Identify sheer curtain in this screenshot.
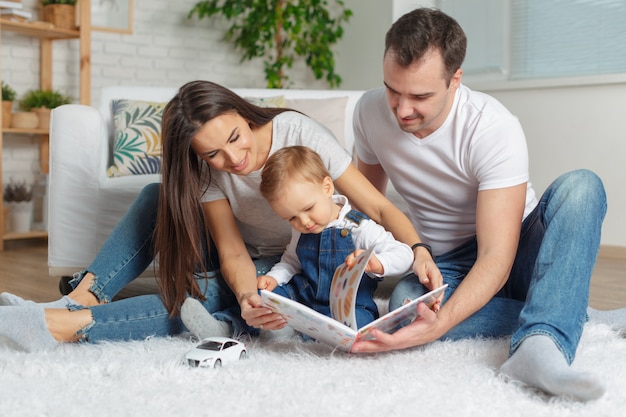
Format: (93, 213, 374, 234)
(439, 0, 626, 81)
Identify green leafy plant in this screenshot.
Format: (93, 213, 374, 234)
(2, 81, 17, 102)
(3, 180, 32, 203)
(18, 89, 72, 111)
(188, 0, 352, 88)
(41, 0, 77, 5)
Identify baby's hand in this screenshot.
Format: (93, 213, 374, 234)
(257, 275, 278, 291)
(345, 250, 384, 275)
(344, 250, 365, 268)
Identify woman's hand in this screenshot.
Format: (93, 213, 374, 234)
(239, 291, 287, 330)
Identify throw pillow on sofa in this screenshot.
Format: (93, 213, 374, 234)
(284, 97, 348, 147)
(245, 95, 286, 108)
(248, 95, 349, 146)
(107, 99, 166, 177)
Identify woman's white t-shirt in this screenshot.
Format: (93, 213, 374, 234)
(200, 111, 352, 259)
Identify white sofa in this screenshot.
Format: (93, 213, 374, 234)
(48, 86, 369, 278)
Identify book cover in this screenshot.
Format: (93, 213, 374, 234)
(0, 8, 32, 19)
(0, 1, 24, 10)
(261, 247, 447, 351)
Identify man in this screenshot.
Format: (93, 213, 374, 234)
(350, 7, 620, 401)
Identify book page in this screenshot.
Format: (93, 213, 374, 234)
(357, 284, 448, 339)
(329, 246, 375, 330)
(261, 290, 357, 351)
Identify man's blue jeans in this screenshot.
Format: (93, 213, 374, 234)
(389, 170, 607, 363)
(68, 183, 277, 342)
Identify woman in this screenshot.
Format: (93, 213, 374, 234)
(0, 80, 435, 352)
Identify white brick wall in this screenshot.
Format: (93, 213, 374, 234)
(2, 0, 327, 184)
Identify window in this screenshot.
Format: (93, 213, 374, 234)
(439, 0, 626, 85)
(439, 0, 509, 79)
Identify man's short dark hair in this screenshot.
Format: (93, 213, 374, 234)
(385, 8, 466, 83)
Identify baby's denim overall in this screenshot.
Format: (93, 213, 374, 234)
(273, 210, 380, 328)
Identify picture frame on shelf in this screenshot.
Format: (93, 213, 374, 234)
(91, 0, 132, 34)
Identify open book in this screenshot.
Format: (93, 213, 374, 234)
(260, 246, 447, 352)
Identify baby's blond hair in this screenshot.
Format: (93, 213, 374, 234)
(260, 146, 331, 202)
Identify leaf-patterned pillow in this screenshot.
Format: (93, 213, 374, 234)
(245, 95, 286, 108)
(107, 99, 166, 177)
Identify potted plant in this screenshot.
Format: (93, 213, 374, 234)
(3, 179, 34, 233)
(188, 0, 352, 88)
(1, 81, 17, 129)
(10, 86, 39, 129)
(18, 88, 72, 130)
(41, 0, 78, 31)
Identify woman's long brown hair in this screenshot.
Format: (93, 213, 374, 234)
(154, 80, 289, 316)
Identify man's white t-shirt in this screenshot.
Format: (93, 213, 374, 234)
(200, 111, 353, 259)
(354, 85, 538, 256)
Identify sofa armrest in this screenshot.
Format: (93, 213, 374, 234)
(48, 104, 108, 275)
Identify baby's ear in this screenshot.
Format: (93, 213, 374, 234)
(322, 176, 335, 196)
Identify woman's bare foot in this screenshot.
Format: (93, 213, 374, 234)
(45, 307, 94, 343)
(1, 272, 104, 308)
(68, 272, 104, 307)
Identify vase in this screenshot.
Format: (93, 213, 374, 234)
(34, 107, 51, 130)
(10, 111, 39, 129)
(42, 4, 77, 31)
(7, 201, 34, 233)
(2, 100, 13, 128)
(2, 205, 8, 235)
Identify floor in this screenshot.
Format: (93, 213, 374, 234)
(0, 239, 158, 302)
(0, 239, 625, 310)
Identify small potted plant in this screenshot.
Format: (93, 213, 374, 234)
(3, 179, 34, 233)
(18, 88, 72, 130)
(41, 0, 78, 31)
(1, 81, 17, 129)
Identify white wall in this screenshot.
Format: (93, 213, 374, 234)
(334, 0, 389, 91)
(2, 0, 624, 248)
(334, 0, 436, 90)
(482, 83, 626, 249)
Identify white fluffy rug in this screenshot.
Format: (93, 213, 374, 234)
(1, 321, 624, 417)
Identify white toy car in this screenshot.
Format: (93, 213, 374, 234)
(184, 337, 247, 368)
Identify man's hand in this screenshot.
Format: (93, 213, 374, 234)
(350, 302, 444, 353)
(239, 291, 286, 330)
(413, 252, 443, 291)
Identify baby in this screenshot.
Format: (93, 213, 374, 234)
(258, 145, 413, 328)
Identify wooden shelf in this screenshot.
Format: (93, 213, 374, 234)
(0, 0, 92, 250)
(3, 230, 48, 240)
(0, 18, 79, 39)
(2, 127, 49, 135)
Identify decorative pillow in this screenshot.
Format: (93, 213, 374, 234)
(285, 97, 348, 147)
(245, 95, 286, 108)
(107, 99, 166, 177)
